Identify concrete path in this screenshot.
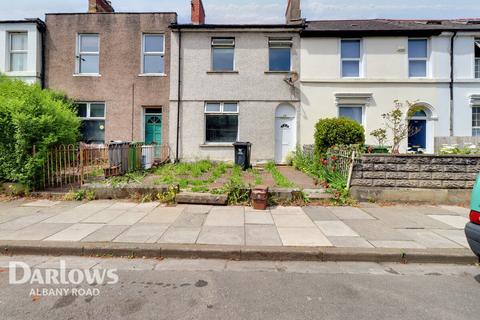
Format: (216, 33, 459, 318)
(0, 199, 473, 253)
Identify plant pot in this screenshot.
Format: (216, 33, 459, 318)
(370, 146, 390, 154)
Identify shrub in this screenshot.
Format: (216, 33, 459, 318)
(0, 76, 80, 187)
(314, 118, 365, 156)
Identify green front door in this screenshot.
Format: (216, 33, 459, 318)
(145, 114, 162, 157)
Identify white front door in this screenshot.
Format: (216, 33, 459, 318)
(275, 116, 295, 164)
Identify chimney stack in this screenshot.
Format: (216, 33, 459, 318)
(285, 0, 302, 24)
(88, 0, 115, 13)
(191, 0, 205, 25)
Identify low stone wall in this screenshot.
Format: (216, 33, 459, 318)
(350, 154, 480, 204)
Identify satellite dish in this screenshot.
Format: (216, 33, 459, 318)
(284, 71, 299, 86)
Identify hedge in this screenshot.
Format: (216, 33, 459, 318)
(314, 117, 365, 156)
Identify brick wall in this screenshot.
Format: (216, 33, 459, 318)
(351, 154, 480, 189)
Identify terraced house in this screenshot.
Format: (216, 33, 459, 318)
(45, 0, 176, 147)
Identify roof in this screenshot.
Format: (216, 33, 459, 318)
(170, 23, 303, 30)
(45, 12, 177, 16)
(303, 19, 480, 37)
(0, 18, 46, 31)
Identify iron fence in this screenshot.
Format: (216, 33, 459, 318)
(326, 148, 359, 190)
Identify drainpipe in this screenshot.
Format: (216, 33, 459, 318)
(449, 31, 457, 136)
(39, 22, 46, 89)
(175, 29, 182, 163)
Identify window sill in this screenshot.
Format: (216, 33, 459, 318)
(138, 73, 167, 77)
(73, 74, 101, 77)
(265, 71, 291, 74)
(200, 143, 234, 148)
(206, 71, 239, 74)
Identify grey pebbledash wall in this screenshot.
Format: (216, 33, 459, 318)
(351, 154, 480, 189)
(350, 154, 480, 204)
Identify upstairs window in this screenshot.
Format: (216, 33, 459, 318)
(205, 102, 239, 143)
(338, 105, 363, 125)
(269, 38, 292, 72)
(408, 39, 428, 77)
(211, 38, 235, 71)
(143, 34, 165, 74)
(475, 39, 480, 79)
(76, 102, 105, 144)
(341, 40, 361, 77)
(9, 32, 28, 72)
(77, 34, 99, 74)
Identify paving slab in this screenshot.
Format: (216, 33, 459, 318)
(155, 258, 226, 271)
(21, 200, 60, 207)
(140, 207, 185, 224)
(172, 212, 207, 228)
(270, 206, 304, 215)
(315, 221, 359, 237)
(273, 214, 316, 228)
(107, 202, 139, 210)
(112, 224, 169, 243)
(361, 208, 423, 229)
(276, 227, 332, 247)
(81, 209, 127, 224)
(398, 229, 463, 249)
(369, 240, 426, 249)
(327, 236, 374, 248)
(245, 211, 274, 225)
(196, 226, 245, 245)
(44, 223, 104, 242)
(432, 229, 469, 248)
(302, 207, 338, 221)
(245, 225, 282, 246)
(329, 207, 375, 220)
(0, 213, 55, 231)
(428, 215, 469, 229)
(343, 220, 413, 241)
(204, 207, 244, 227)
(41, 207, 103, 224)
(438, 205, 470, 217)
(81, 225, 129, 242)
(128, 202, 160, 212)
(0, 223, 71, 241)
(107, 212, 148, 226)
(400, 211, 454, 229)
(406, 205, 460, 215)
(158, 227, 201, 244)
(183, 205, 212, 214)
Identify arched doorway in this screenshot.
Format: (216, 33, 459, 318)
(408, 104, 435, 153)
(275, 104, 296, 164)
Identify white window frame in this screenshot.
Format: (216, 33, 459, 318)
(76, 34, 100, 75)
(77, 102, 106, 120)
(211, 38, 236, 71)
(268, 37, 293, 72)
(141, 33, 165, 76)
(8, 32, 28, 72)
(408, 38, 429, 78)
(472, 106, 480, 136)
(337, 104, 365, 125)
(204, 102, 239, 144)
(475, 39, 480, 79)
(340, 39, 362, 78)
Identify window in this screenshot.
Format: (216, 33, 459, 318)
(143, 34, 165, 74)
(211, 38, 235, 71)
(205, 102, 239, 143)
(473, 107, 480, 136)
(408, 39, 428, 77)
(475, 39, 480, 79)
(341, 40, 361, 77)
(269, 38, 292, 72)
(9, 32, 28, 72)
(76, 102, 105, 144)
(77, 34, 99, 74)
(339, 105, 363, 124)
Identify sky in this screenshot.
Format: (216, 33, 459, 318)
(1, 0, 480, 23)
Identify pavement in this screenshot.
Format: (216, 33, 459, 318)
(0, 256, 479, 319)
(0, 199, 477, 263)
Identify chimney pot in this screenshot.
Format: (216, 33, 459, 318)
(285, 0, 302, 24)
(88, 0, 115, 13)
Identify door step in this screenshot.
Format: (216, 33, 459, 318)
(303, 188, 333, 200)
(176, 192, 228, 205)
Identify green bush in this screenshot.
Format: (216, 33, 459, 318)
(314, 118, 365, 156)
(0, 76, 80, 187)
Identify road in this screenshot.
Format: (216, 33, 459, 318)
(0, 256, 479, 320)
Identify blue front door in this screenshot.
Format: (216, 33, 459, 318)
(408, 119, 427, 149)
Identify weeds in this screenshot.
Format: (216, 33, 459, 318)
(265, 162, 295, 188)
(157, 186, 178, 204)
(64, 189, 96, 201)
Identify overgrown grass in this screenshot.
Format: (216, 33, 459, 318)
(248, 168, 263, 186)
(106, 171, 147, 187)
(265, 162, 295, 188)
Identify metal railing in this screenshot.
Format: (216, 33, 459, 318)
(476, 58, 480, 79)
(326, 148, 359, 190)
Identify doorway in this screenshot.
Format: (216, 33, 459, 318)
(408, 109, 427, 152)
(144, 108, 162, 157)
(275, 104, 296, 164)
